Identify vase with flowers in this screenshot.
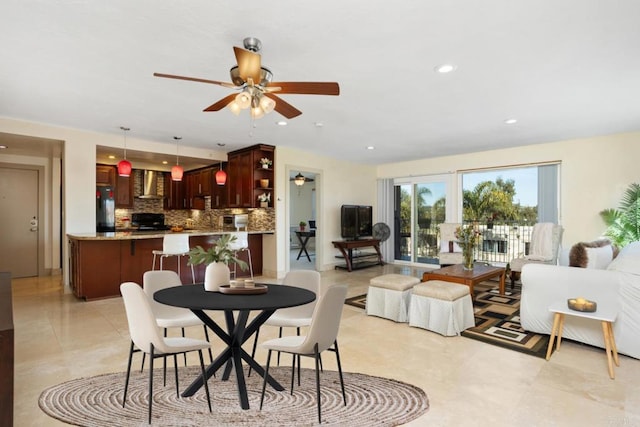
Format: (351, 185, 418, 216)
(455, 224, 480, 270)
(259, 157, 272, 169)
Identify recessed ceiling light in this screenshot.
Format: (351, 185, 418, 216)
(314, 122, 324, 127)
(434, 64, 457, 74)
(504, 118, 518, 125)
(108, 154, 115, 159)
(366, 146, 375, 150)
(162, 160, 168, 165)
(0, 145, 7, 149)
(276, 121, 287, 126)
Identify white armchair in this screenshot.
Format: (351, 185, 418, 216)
(438, 223, 463, 266)
(509, 223, 563, 286)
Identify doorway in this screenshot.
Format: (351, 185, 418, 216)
(0, 166, 41, 277)
(289, 170, 318, 271)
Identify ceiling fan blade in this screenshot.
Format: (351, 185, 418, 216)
(233, 47, 262, 86)
(203, 93, 237, 112)
(267, 82, 340, 95)
(264, 93, 302, 119)
(153, 72, 238, 89)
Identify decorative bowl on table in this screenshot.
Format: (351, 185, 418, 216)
(567, 297, 597, 312)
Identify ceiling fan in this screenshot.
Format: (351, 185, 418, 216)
(290, 172, 314, 186)
(154, 37, 340, 119)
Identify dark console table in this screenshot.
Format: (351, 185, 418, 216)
(332, 239, 383, 272)
(295, 230, 316, 262)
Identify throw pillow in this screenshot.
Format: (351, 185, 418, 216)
(606, 241, 640, 275)
(569, 239, 615, 268)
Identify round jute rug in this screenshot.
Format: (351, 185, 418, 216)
(39, 366, 429, 426)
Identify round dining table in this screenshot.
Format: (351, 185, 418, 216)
(154, 283, 316, 410)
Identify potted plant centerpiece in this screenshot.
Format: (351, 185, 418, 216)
(299, 221, 307, 231)
(257, 192, 271, 208)
(188, 234, 248, 292)
(259, 157, 272, 169)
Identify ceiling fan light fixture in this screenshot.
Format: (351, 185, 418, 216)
(294, 172, 305, 186)
(228, 101, 242, 115)
(259, 95, 276, 114)
(235, 91, 252, 109)
(251, 106, 265, 119)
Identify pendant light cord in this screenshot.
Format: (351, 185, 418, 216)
(120, 126, 130, 159)
(174, 136, 181, 165)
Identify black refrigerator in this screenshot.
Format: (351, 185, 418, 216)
(96, 186, 115, 232)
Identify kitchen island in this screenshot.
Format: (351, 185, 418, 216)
(68, 229, 273, 300)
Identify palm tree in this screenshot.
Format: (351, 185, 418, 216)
(600, 183, 640, 247)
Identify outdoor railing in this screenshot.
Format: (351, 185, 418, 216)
(397, 221, 534, 266)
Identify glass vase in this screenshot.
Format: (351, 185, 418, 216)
(462, 245, 474, 270)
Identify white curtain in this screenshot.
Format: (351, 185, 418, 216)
(377, 178, 395, 263)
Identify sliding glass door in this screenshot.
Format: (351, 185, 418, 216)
(394, 175, 452, 265)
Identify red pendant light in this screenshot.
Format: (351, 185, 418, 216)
(215, 161, 227, 185)
(171, 136, 183, 181)
(118, 126, 132, 177)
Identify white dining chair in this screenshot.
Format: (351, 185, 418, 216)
(152, 234, 195, 284)
(228, 231, 253, 279)
(142, 270, 213, 376)
(248, 270, 321, 376)
(259, 284, 348, 424)
(120, 282, 212, 424)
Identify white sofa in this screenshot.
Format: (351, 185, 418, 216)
(520, 241, 640, 360)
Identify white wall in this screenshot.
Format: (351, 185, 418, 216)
(377, 132, 640, 246)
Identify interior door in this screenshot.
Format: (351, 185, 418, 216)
(0, 167, 39, 277)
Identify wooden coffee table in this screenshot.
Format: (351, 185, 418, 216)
(421, 263, 506, 297)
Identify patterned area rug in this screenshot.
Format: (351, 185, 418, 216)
(461, 282, 550, 358)
(346, 281, 550, 359)
(39, 366, 428, 426)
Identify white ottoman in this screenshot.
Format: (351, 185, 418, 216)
(408, 280, 475, 336)
(366, 274, 421, 322)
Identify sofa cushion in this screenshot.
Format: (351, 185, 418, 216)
(569, 239, 615, 269)
(607, 241, 640, 275)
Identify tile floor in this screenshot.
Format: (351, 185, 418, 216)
(11, 265, 640, 426)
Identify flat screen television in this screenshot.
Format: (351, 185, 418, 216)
(341, 205, 373, 240)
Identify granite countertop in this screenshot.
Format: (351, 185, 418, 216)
(67, 229, 275, 240)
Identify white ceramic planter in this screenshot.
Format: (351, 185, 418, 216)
(204, 262, 230, 292)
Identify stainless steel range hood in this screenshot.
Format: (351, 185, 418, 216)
(136, 170, 164, 199)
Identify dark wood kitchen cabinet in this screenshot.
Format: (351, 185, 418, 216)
(163, 172, 187, 210)
(96, 164, 115, 186)
(68, 233, 265, 299)
(115, 173, 134, 208)
(0, 272, 13, 427)
(227, 144, 274, 208)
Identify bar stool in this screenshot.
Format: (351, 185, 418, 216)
(152, 234, 195, 284)
(228, 231, 253, 279)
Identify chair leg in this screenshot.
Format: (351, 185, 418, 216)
(190, 263, 196, 284)
(296, 327, 301, 387)
(198, 350, 212, 412)
(276, 327, 283, 366)
(123, 341, 135, 407)
(334, 340, 346, 406)
(248, 327, 260, 377)
(140, 353, 146, 372)
(182, 328, 187, 366)
(149, 344, 155, 424)
(290, 352, 296, 395)
(260, 350, 273, 410)
(314, 343, 322, 424)
(203, 325, 213, 364)
(152, 254, 157, 271)
(163, 329, 168, 386)
(173, 354, 179, 397)
(246, 248, 254, 279)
